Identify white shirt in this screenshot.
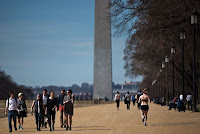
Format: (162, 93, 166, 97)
(114, 94, 120, 101)
(38, 101, 40, 113)
(5, 98, 17, 111)
(186, 95, 192, 101)
(179, 94, 183, 100)
(125, 94, 131, 101)
(43, 94, 48, 105)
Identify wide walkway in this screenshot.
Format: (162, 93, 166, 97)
(0, 102, 200, 134)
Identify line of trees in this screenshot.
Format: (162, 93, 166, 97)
(110, 0, 200, 103)
(32, 84, 93, 98)
(0, 69, 33, 100)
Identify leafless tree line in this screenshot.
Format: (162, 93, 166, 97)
(110, 0, 200, 103)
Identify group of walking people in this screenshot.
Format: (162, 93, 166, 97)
(5, 89, 74, 133)
(114, 88, 150, 126)
(5, 91, 27, 132)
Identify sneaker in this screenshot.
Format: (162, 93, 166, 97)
(20, 126, 23, 130)
(19, 125, 21, 129)
(144, 123, 147, 126)
(9, 130, 12, 133)
(52, 126, 54, 131)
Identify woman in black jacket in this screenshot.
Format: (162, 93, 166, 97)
(47, 91, 57, 131)
(63, 89, 74, 131)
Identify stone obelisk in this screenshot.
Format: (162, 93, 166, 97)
(93, 0, 112, 101)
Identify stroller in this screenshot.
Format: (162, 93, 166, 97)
(177, 100, 186, 112)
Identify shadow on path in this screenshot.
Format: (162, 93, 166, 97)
(151, 121, 200, 127)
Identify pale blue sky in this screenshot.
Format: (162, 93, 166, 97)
(0, 0, 142, 87)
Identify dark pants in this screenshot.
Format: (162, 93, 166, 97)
(8, 110, 17, 132)
(116, 100, 120, 108)
(60, 107, 65, 126)
(127, 101, 130, 109)
(35, 112, 42, 128)
(132, 101, 135, 106)
(169, 103, 177, 110)
(187, 101, 192, 111)
(48, 111, 55, 128)
(41, 105, 47, 127)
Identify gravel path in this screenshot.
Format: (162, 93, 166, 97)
(0, 102, 200, 134)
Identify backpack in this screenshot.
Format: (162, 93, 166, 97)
(7, 98, 18, 109)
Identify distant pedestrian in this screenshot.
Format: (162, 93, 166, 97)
(41, 89, 48, 128)
(31, 94, 45, 131)
(57, 89, 66, 128)
(168, 97, 177, 110)
(132, 95, 136, 107)
(114, 92, 120, 110)
(161, 97, 166, 106)
(186, 92, 192, 111)
(17, 93, 27, 130)
(63, 89, 74, 130)
(179, 94, 183, 101)
(47, 91, 57, 131)
(5, 91, 19, 133)
(137, 90, 143, 109)
(125, 91, 131, 110)
(138, 88, 150, 126)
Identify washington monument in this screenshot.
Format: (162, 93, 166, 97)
(93, 0, 112, 100)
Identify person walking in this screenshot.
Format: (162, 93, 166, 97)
(137, 90, 143, 109)
(47, 91, 57, 131)
(125, 91, 131, 110)
(186, 92, 192, 111)
(17, 93, 27, 130)
(179, 94, 183, 101)
(138, 88, 150, 126)
(31, 94, 45, 131)
(132, 94, 136, 107)
(42, 89, 48, 128)
(114, 92, 120, 110)
(63, 89, 74, 131)
(161, 97, 166, 106)
(57, 89, 66, 128)
(5, 91, 19, 133)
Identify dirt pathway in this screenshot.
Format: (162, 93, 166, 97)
(0, 102, 200, 134)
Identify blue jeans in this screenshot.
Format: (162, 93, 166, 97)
(8, 110, 17, 131)
(35, 112, 42, 128)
